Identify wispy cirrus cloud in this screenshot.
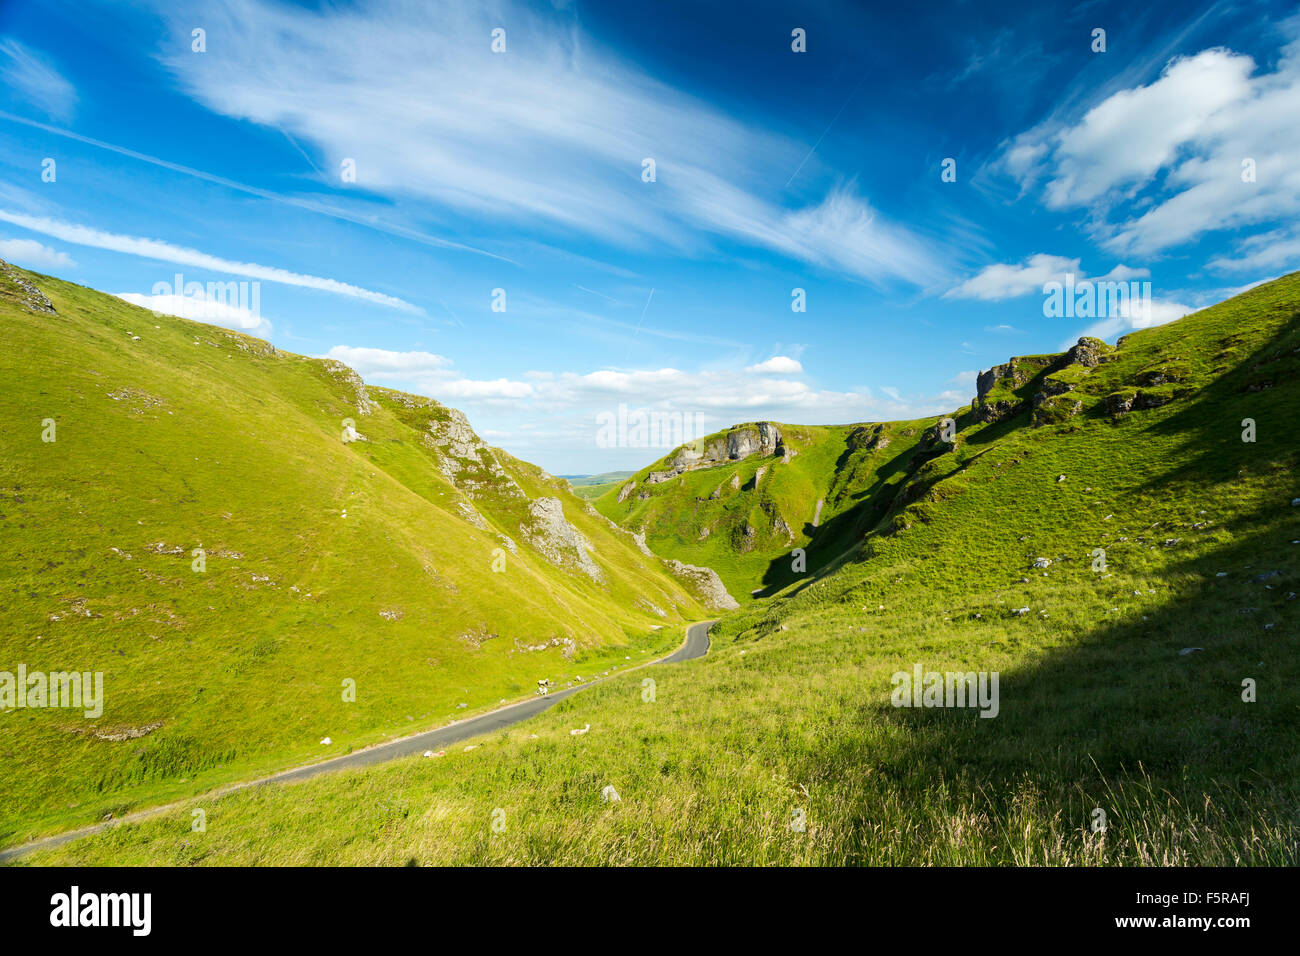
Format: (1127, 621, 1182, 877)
(0, 40, 77, 121)
(0, 209, 420, 312)
(149, 0, 944, 287)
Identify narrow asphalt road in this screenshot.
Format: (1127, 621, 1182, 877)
(0, 619, 715, 863)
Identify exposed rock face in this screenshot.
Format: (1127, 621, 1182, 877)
(320, 359, 377, 416)
(635, 598, 667, 618)
(523, 497, 604, 582)
(415, 402, 526, 499)
(646, 422, 785, 485)
(1032, 394, 1083, 426)
(90, 722, 162, 742)
(975, 399, 1018, 424)
(664, 559, 739, 610)
(976, 363, 1020, 404)
(1136, 360, 1188, 387)
(1031, 375, 1082, 426)
(616, 481, 637, 502)
(1105, 392, 1134, 416)
(918, 420, 957, 455)
(1035, 376, 1075, 403)
(724, 422, 783, 459)
(1029, 337, 1115, 427)
(0, 259, 56, 315)
(1105, 388, 1184, 417)
(456, 500, 489, 531)
(974, 357, 1036, 423)
(1060, 336, 1109, 368)
(433, 408, 482, 460)
(631, 530, 654, 557)
(978, 338, 1114, 426)
(735, 523, 758, 553)
(849, 423, 891, 452)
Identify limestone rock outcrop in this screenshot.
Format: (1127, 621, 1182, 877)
(0, 259, 56, 315)
(523, 497, 604, 582)
(646, 422, 785, 485)
(664, 559, 739, 610)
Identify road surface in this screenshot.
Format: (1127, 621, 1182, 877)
(0, 619, 714, 863)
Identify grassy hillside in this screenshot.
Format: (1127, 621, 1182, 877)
(593, 420, 942, 599)
(19, 270, 1299, 866)
(0, 263, 707, 846)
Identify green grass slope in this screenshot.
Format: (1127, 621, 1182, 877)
(21, 271, 1299, 866)
(0, 263, 706, 846)
(593, 420, 942, 599)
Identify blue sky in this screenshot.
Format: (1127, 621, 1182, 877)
(1, 0, 1298, 474)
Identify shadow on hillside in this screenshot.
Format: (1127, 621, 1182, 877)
(1124, 313, 1300, 494)
(785, 323, 1300, 861)
(753, 487, 883, 599)
(817, 498, 1300, 862)
(755, 430, 1005, 599)
(960, 404, 1028, 448)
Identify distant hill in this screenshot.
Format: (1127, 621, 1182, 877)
(563, 471, 637, 500)
(562, 471, 637, 486)
(592, 418, 934, 598)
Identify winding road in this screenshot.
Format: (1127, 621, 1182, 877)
(0, 620, 715, 863)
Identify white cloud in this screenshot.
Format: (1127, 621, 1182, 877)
(0, 237, 74, 270)
(116, 291, 273, 337)
(1208, 226, 1300, 274)
(1097, 264, 1151, 282)
(324, 346, 451, 376)
(0, 40, 77, 121)
(325, 344, 534, 398)
(1003, 20, 1300, 265)
(745, 356, 803, 374)
(948, 256, 1159, 303)
(1043, 50, 1253, 209)
(436, 377, 535, 399)
(322, 343, 965, 468)
(945, 254, 1080, 300)
(147, 0, 942, 286)
(0, 209, 420, 312)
